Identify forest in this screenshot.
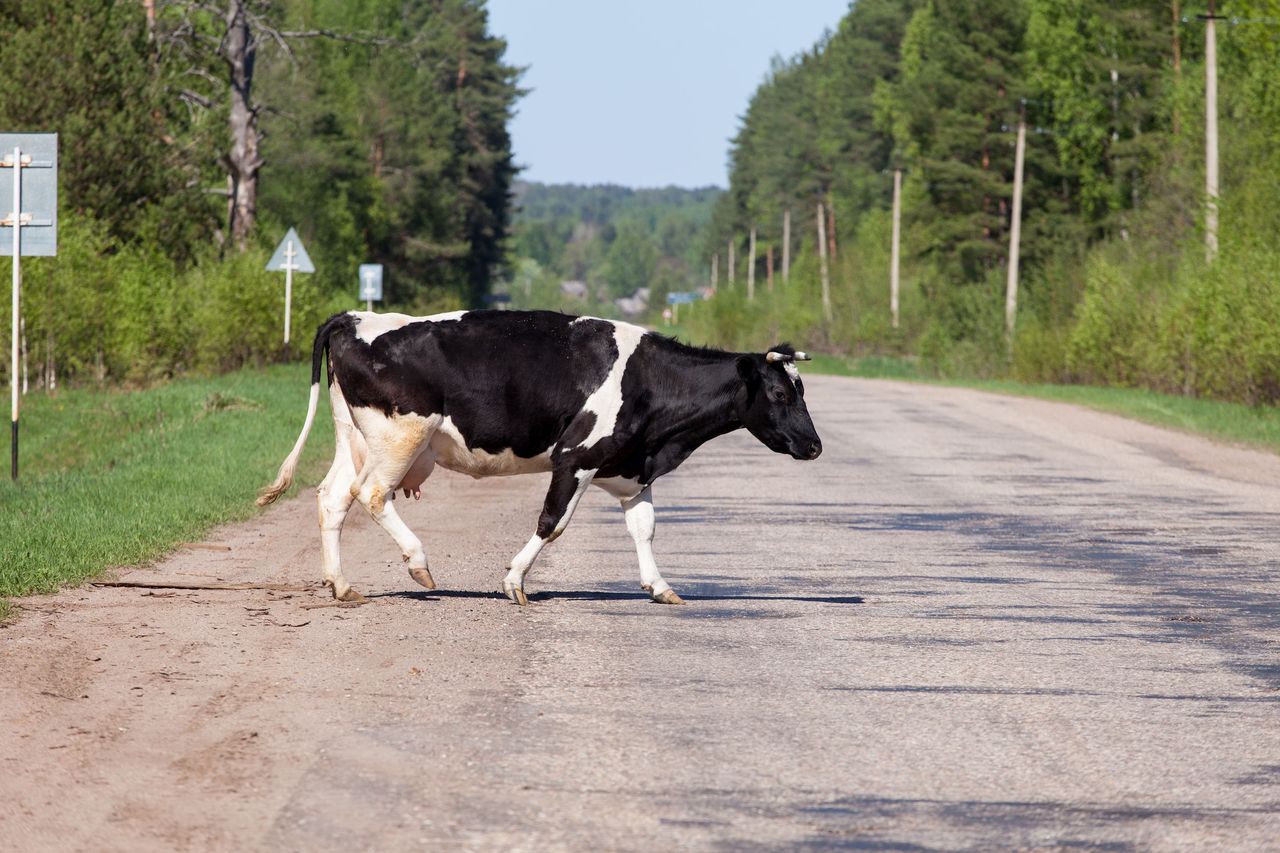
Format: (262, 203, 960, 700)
(0, 0, 518, 384)
(691, 0, 1280, 405)
(3, 0, 1280, 410)
(506, 181, 719, 316)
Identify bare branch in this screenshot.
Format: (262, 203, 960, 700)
(180, 89, 216, 109)
(277, 29, 399, 47)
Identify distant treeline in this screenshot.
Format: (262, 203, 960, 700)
(692, 0, 1280, 405)
(506, 182, 720, 316)
(0, 0, 517, 386)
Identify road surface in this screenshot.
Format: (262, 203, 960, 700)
(3, 375, 1279, 850)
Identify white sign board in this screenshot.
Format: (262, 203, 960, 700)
(359, 264, 384, 302)
(265, 227, 314, 346)
(266, 227, 315, 273)
(0, 133, 56, 256)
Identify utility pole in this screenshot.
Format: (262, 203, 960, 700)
(1172, 0, 1182, 134)
(727, 239, 735, 288)
(711, 252, 718, 291)
(1006, 105, 1027, 340)
(891, 168, 902, 330)
(766, 245, 774, 292)
(1202, 0, 1220, 263)
(747, 226, 757, 301)
(826, 199, 837, 261)
(782, 209, 791, 284)
(817, 202, 832, 322)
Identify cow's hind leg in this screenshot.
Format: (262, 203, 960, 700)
(622, 486, 684, 605)
(317, 419, 363, 602)
(350, 414, 438, 594)
(503, 466, 597, 605)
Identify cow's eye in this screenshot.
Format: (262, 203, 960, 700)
(770, 389, 787, 403)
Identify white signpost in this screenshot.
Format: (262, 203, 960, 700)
(359, 264, 384, 312)
(0, 133, 57, 481)
(265, 227, 315, 347)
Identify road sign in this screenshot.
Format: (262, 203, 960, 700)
(266, 227, 314, 346)
(1, 132, 57, 481)
(667, 291, 701, 305)
(266, 227, 314, 273)
(0, 133, 56, 257)
(359, 264, 383, 309)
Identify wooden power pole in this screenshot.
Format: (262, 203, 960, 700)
(782, 209, 791, 284)
(1006, 107, 1027, 339)
(727, 240, 735, 287)
(711, 252, 718, 291)
(891, 168, 902, 330)
(747, 227, 757, 301)
(817, 202, 832, 322)
(1204, 0, 1220, 263)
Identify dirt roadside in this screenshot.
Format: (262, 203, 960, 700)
(1, 466, 550, 852)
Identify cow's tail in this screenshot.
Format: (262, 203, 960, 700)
(257, 315, 342, 507)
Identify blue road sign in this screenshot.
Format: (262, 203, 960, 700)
(359, 264, 384, 302)
(667, 291, 701, 305)
(0, 133, 57, 257)
(266, 227, 315, 273)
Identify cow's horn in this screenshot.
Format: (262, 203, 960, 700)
(794, 351, 811, 361)
(765, 351, 790, 363)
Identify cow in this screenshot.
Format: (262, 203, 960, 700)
(257, 309, 822, 606)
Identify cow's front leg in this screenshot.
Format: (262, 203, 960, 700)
(503, 467, 597, 605)
(622, 486, 684, 605)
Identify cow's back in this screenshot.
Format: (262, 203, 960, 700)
(328, 310, 627, 461)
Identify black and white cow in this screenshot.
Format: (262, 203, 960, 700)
(258, 309, 822, 605)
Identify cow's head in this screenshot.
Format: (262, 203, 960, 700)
(735, 345, 823, 460)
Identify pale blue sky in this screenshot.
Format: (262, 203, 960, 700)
(485, 1, 851, 189)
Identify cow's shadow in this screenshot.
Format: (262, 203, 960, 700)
(368, 589, 864, 605)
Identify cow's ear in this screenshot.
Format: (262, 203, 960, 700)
(736, 355, 760, 385)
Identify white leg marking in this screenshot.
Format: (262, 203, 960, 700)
(622, 486, 670, 597)
(502, 469, 598, 602)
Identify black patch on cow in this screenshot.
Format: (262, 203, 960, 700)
(328, 310, 618, 460)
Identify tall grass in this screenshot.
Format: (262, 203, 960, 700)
(0, 365, 333, 610)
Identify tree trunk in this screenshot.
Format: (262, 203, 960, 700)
(225, 0, 262, 251)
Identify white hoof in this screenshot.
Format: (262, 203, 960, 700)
(502, 580, 529, 606)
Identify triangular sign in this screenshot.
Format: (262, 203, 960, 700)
(266, 227, 315, 273)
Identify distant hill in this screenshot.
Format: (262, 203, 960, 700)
(506, 182, 722, 319)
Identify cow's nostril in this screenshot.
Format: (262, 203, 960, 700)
(807, 442, 822, 459)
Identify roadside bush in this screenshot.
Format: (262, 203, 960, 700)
(5, 211, 348, 390)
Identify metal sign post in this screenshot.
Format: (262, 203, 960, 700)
(265, 227, 315, 347)
(358, 264, 384, 311)
(0, 133, 57, 481)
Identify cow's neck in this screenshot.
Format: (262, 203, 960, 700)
(639, 345, 744, 481)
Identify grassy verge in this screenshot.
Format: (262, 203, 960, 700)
(809, 352, 1280, 454)
(0, 365, 332, 618)
(656, 323, 1280, 451)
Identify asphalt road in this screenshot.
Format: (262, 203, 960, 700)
(3, 375, 1279, 851)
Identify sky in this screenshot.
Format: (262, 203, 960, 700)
(485, 0, 851, 190)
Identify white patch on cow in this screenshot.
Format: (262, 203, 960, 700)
(352, 309, 468, 344)
(573, 321, 646, 450)
(592, 475, 644, 501)
(429, 415, 553, 478)
(783, 362, 801, 386)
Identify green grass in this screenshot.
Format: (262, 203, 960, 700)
(0, 365, 332, 608)
(658, 322, 1280, 451)
(806, 352, 1280, 454)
